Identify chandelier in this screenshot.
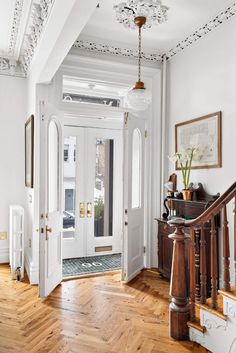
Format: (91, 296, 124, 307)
(114, 0, 168, 111)
(114, 0, 168, 30)
(126, 16, 151, 111)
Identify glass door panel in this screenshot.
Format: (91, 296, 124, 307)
(62, 128, 85, 260)
(48, 121, 59, 213)
(94, 139, 114, 237)
(86, 129, 123, 257)
(63, 136, 76, 238)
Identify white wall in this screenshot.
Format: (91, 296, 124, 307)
(166, 16, 236, 194)
(0, 75, 27, 262)
(166, 16, 236, 284)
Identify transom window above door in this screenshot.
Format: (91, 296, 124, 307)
(62, 75, 129, 108)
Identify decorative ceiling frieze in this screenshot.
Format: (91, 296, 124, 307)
(73, 39, 163, 62)
(8, 0, 24, 56)
(74, 2, 236, 63)
(165, 2, 236, 59)
(21, 0, 56, 74)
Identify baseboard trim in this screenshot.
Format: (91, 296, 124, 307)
(25, 253, 39, 285)
(0, 247, 9, 263)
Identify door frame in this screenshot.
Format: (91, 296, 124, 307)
(34, 57, 162, 287)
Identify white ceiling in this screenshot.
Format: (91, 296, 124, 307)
(79, 0, 234, 53)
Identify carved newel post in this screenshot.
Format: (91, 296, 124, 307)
(168, 218, 190, 340)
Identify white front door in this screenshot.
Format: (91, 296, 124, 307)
(62, 126, 123, 259)
(122, 113, 145, 282)
(39, 103, 63, 297)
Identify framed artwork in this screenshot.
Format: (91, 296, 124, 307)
(25, 115, 34, 188)
(175, 112, 222, 170)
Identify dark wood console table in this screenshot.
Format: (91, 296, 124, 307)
(155, 193, 220, 299)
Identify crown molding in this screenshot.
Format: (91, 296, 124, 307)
(21, 0, 55, 74)
(165, 2, 236, 59)
(8, 0, 24, 57)
(0, 56, 25, 77)
(73, 39, 163, 63)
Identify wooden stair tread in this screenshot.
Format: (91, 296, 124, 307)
(188, 307, 206, 333)
(187, 318, 206, 333)
(218, 286, 236, 301)
(196, 295, 227, 321)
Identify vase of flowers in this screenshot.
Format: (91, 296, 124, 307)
(169, 147, 199, 201)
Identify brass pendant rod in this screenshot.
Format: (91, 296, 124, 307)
(138, 25, 141, 82)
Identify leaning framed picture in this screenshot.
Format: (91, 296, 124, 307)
(175, 112, 222, 170)
(25, 115, 34, 188)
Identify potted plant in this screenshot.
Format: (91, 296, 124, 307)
(169, 147, 199, 201)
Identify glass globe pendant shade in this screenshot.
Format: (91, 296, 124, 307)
(127, 80, 151, 111)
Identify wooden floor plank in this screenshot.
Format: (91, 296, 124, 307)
(0, 264, 209, 353)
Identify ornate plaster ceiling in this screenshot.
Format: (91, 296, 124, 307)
(0, 0, 55, 77)
(76, 0, 236, 61)
(0, 0, 235, 77)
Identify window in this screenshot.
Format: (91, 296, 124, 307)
(64, 144, 69, 162)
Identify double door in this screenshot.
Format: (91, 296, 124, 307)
(62, 126, 123, 259)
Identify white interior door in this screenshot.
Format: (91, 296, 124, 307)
(122, 113, 145, 282)
(39, 102, 63, 297)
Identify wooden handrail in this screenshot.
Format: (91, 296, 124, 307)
(169, 181, 236, 228)
(167, 181, 236, 340)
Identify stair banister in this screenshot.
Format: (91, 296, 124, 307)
(168, 181, 236, 340)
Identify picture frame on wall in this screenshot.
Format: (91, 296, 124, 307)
(175, 111, 222, 170)
(25, 115, 34, 188)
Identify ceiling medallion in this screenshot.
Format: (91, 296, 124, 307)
(114, 0, 168, 29)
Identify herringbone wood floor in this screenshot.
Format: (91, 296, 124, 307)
(0, 265, 208, 353)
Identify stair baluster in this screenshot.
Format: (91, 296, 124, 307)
(223, 205, 231, 291)
(200, 224, 207, 304)
(190, 227, 196, 321)
(234, 196, 236, 285)
(194, 228, 201, 302)
(210, 216, 218, 310)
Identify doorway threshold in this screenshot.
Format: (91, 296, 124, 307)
(62, 253, 121, 279)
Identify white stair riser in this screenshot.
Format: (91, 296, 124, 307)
(190, 300, 236, 353)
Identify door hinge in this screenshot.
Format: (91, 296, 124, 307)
(143, 246, 146, 254)
(145, 130, 148, 138)
(124, 112, 129, 125)
(40, 100, 45, 121)
(125, 221, 128, 226)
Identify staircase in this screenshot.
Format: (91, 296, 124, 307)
(168, 182, 236, 353)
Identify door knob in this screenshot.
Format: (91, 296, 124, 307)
(46, 226, 52, 240)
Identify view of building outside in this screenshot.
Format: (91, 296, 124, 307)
(63, 136, 114, 238)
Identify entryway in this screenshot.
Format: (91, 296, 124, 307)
(39, 100, 146, 297)
(62, 125, 123, 276)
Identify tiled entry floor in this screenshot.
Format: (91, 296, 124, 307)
(62, 253, 121, 277)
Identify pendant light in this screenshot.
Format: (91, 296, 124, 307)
(126, 16, 151, 111)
